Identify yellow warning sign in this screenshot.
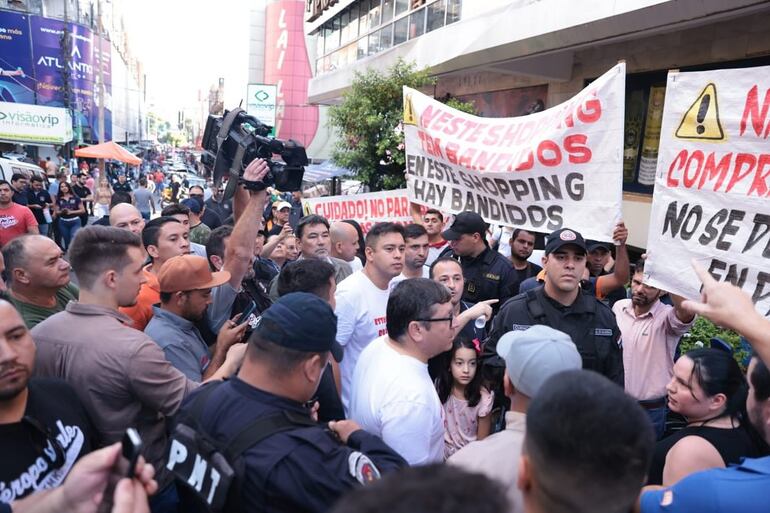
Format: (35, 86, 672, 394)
(675, 83, 724, 141)
(403, 93, 417, 126)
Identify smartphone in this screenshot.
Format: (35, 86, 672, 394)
(119, 428, 143, 478)
(239, 300, 257, 326)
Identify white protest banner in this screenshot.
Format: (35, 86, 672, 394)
(403, 63, 625, 242)
(303, 189, 412, 234)
(645, 65, 770, 315)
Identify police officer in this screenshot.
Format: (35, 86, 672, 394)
(174, 292, 406, 513)
(441, 212, 516, 316)
(485, 228, 624, 387)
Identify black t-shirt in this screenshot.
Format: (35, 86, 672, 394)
(113, 182, 133, 194)
(511, 262, 542, 296)
(26, 189, 52, 225)
(71, 183, 91, 200)
(56, 196, 81, 219)
(0, 378, 95, 503)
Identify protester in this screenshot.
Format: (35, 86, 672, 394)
(401, 223, 430, 279)
(145, 255, 247, 381)
(267, 200, 291, 236)
(180, 198, 211, 245)
(263, 233, 289, 270)
(284, 235, 299, 261)
(0, 181, 38, 246)
(449, 325, 582, 513)
(173, 292, 406, 513)
(133, 177, 155, 221)
(434, 335, 494, 458)
(335, 222, 405, 412)
(53, 182, 85, 250)
(160, 203, 207, 258)
(647, 348, 760, 485)
(486, 228, 625, 387)
(613, 258, 695, 439)
(330, 221, 363, 272)
(31, 226, 244, 510)
(275, 259, 344, 422)
(350, 279, 453, 464)
(10, 174, 29, 206)
(429, 257, 495, 342)
(330, 465, 509, 513)
(287, 190, 304, 230)
(410, 204, 448, 267)
(188, 185, 221, 230)
(204, 185, 232, 222)
(519, 370, 655, 513)
(507, 229, 542, 296)
(0, 300, 95, 503)
(110, 203, 146, 236)
(342, 219, 366, 265)
(3, 236, 78, 328)
(252, 230, 281, 285)
(25, 177, 53, 237)
(586, 239, 628, 307)
(442, 212, 516, 314)
(120, 217, 190, 330)
(297, 214, 351, 282)
(634, 264, 770, 511)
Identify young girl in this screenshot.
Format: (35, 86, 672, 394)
(435, 336, 494, 459)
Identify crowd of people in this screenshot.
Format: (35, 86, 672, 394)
(0, 154, 768, 513)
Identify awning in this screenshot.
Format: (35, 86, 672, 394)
(74, 141, 142, 165)
(302, 160, 351, 183)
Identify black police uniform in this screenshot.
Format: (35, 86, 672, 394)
(453, 246, 517, 314)
(113, 181, 132, 194)
(486, 286, 624, 387)
(178, 378, 406, 513)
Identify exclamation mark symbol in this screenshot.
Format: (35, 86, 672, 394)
(696, 94, 710, 135)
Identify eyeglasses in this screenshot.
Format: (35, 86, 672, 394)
(415, 314, 454, 328)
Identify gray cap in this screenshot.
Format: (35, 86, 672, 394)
(496, 325, 582, 398)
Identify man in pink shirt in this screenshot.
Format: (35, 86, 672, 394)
(612, 258, 695, 439)
(0, 180, 38, 247)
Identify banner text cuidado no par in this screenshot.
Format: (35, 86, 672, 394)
(645, 65, 770, 316)
(403, 63, 625, 242)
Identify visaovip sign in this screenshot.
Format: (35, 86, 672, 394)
(0, 102, 72, 144)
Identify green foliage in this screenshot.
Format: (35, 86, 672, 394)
(328, 59, 475, 191)
(679, 317, 749, 370)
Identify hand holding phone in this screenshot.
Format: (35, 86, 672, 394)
(119, 428, 143, 478)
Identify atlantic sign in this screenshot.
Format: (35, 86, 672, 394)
(0, 102, 72, 144)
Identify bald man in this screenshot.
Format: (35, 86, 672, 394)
(109, 203, 145, 236)
(330, 221, 363, 272)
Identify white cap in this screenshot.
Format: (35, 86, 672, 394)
(274, 201, 291, 211)
(496, 325, 582, 398)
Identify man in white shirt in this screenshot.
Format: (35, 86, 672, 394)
(330, 221, 363, 272)
(335, 222, 405, 412)
(401, 224, 430, 279)
(350, 278, 453, 465)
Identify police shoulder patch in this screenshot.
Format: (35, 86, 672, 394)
(484, 273, 500, 281)
(348, 451, 381, 485)
(594, 328, 613, 337)
(510, 324, 531, 331)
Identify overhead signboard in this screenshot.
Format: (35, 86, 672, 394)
(0, 101, 72, 144)
(246, 83, 277, 136)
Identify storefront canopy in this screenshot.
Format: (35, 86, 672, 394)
(74, 141, 142, 165)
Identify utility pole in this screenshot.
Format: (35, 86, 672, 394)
(97, 0, 106, 182)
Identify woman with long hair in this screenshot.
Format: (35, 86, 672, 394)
(54, 181, 85, 250)
(648, 348, 762, 485)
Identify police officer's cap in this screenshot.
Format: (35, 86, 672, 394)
(441, 212, 488, 241)
(254, 292, 343, 362)
(545, 228, 587, 255)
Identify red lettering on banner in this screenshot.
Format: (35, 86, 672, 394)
(420, 105, 443, 129)
(740, 85, 770, 139)
(564, 134, 592, 164)
(667, 149, 770, 197)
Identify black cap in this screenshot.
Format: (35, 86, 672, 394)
(586, 240, 612, 252)
(254, 292, 343, 362)
(442, 212, 488, 241)
(545, 228, 587, 255)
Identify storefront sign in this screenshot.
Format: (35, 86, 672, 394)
(0, 101, 72, 144)
(246, 83, 277, 136)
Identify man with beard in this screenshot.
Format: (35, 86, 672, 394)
(0, 300, 95, 504)
(401, 224, 430, 279)
(509, 229, 541, 296)
(612, 258, 694, 439)
(144, 255, 248, 382)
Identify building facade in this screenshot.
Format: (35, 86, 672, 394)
(304, 0, 770, 248)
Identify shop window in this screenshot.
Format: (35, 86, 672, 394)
(426, 0, 446, 33)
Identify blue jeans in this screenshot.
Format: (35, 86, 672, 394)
(58, 218, 80, 250)
(141, 211, 151, 220)
(38, 223, 49, 236)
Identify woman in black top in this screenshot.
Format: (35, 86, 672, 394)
(648, 348, 761, 485)
(54, 181, 85, 250)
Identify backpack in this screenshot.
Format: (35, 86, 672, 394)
(166, 382, 317, 513)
